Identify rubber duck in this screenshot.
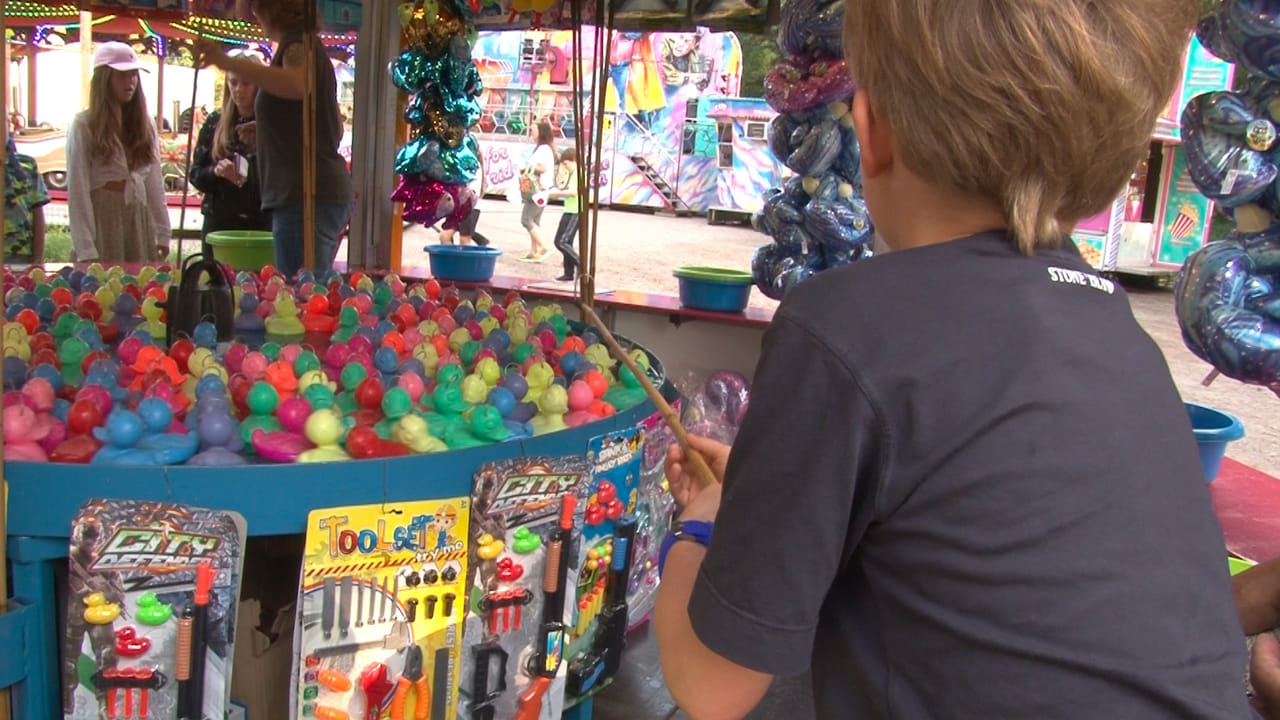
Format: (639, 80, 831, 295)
(91, 410, 165, 465)
(114, 627, 151, 657)
(468, 404, 510, 443)
(332, 304, 361, 343)
(530, 384, 569, 436)
(523, 361, 556, 404)
(138, 296, 166, 339)
(564, 379, 595, 427)
(461, 374, 489, 405)
(603, 366, 648, 411)
(234, 292, 266, 333)
(302, 293, 337, 333)
(345, 425, 411, 459)
(376, 387, 414, 439)
(3, 403, 50, 461)
(135, 593, 173, 626)
(263, 361, 299, 400)
(297, 408, 351, 463)
(239, 381, 283, 445)
(188, 411, 248, 466)
(265, 292, 305, 337)
(392, 415, 448, 454)
(134, 397, 199, 464)
(426, 380, 469, 437)
(82, 592, 121, 625)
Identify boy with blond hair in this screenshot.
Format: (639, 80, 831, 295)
(654, 2, 1254, 719)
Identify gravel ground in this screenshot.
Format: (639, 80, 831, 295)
(402, 198, 1277, 477)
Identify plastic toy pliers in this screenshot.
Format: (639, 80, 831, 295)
(391, 646, 430, 720)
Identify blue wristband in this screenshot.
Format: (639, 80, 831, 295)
(658, 520, 714, 578)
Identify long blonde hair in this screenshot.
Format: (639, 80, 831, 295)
(213, 57, 266, 161)
(86, 65, 156, 171)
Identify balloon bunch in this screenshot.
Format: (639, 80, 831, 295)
(390, 0, 484, 227)
(752, 0, 874, 300)
(1177, 0, 1280, 387)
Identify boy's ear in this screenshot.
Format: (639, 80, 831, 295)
(851, 89, 893, 180)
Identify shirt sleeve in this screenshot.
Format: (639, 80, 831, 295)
(187, 112, 220, 194)
(687, 313, 886, 676)
(65, 115, 98, 262)
(143, 155, 172, 250)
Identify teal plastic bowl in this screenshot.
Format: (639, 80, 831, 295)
(673, 266, 752, 313)
(425, 245, 502, 283)
(1186, 402, 1245, 483)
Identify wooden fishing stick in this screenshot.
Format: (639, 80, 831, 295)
(577, 302, 719, 489)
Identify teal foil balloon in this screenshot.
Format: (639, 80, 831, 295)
(390, 49, 439, 93)
(404, 92, 428, 126)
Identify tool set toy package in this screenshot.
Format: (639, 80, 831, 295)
(62, 499, 247, 720)
(458, 456, 593, 720)
(293, 499, 471, 720)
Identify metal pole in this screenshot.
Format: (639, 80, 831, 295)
(302, 1, 317, 273)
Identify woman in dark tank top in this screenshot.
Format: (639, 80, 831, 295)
(192, 0, 353, 281)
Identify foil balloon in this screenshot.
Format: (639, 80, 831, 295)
(1181, 90, 1280, 209)
(1175, 230, 1280, 386)
(1198, 8, 1243, 64)
(392, 176, 456, 225)
(404, 92, 429, 126)
(415, 14, 466, 58)
(390, 49, 440, 93)
(423, 94, 471, 149)
(1224, 0, 1280, 80)
(803, 194, 873, 252)
(776, 0, 844, 58)
(763, 57, 855, 114)
(395, 134, 480, 184)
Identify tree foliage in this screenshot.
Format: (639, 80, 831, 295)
(738, 29, 781, 98)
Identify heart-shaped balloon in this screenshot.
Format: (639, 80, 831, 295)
(391, 175, 456, 226)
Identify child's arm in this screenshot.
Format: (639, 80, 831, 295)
(1236, 555, 1280, 635)
(65, 116, 98, 262)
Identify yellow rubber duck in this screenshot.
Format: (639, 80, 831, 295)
(298, 369, 337, 394)
(139, 297, 167, 339)
(298, 409, 351, 463)
(478, 316, 500, 338)
(530, 384, 569, 436)
(524, 361, 556, 404)
(4, 324, 31, 361)
(448, 327, 472, 354)
(83, 592, 121, 625)
(506, 315, 530, 346)
(393, 415, 448, 453)
(412, 343, 440, 378)
(417, 320, 440, 338)
(461, 374, 489, 405)
(265, 293, 306, 337)
(475, 357, 501, 387)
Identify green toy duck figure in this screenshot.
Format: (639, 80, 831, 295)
(604, 365, 648, 411)
(240, 381, 284, 445)
(530, 384, 569, 436)
(393, 415, 449, 453)
(297, 408, 351, 463)
(265, 292, 306, 338)
(426, 378, 470, 439)
(375, 387, 415, 439)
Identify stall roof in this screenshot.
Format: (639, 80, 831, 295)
(4, 0, 357, 46)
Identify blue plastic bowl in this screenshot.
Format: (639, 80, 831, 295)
(673, 266, 752, 313)
(425, 245, 502, 283)
(1186, 402, 1245, 483)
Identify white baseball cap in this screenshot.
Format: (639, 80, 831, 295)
(93, 42, 150, 73)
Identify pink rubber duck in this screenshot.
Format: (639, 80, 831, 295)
(564, 380, 595, 428)
(4, 404, 50, 461)
(251, 396, 315, 463)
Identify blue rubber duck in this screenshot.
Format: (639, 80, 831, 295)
(134, 398, 200, 464)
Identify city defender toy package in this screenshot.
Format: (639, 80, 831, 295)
(62, 499, 247, 720)
(292, 499, 471, 720)
(458, 455, 593, 720)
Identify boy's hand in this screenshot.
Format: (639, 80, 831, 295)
(192, 39, 228, 70)
(665, 435, 730, 507)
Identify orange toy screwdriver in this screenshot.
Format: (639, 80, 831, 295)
(390, 646, 430, 720)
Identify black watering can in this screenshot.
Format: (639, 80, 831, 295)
(161, 254, 235, 347)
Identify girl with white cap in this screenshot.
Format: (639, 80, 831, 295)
(66, 41, 172, 263)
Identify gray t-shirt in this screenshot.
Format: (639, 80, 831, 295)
(689, 232, 1253, 718)
(255, 34, 352, 209)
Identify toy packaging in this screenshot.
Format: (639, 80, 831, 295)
(558, 429, 644, 701)
(62, 499, 247, 720)
(292, 499, 471, 720)
(627, 406, 680, 623)
(458, 456, 593, 720)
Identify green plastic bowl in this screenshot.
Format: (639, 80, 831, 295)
(206, 230, 274, 271)
(673, 266, 753, 313)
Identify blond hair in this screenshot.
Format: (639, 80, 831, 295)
(86, 66, 156, 171)
(213, 56, 266, 161)
(843, 0, 1199, 253)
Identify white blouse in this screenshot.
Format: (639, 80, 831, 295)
(66, 112, 172, 262)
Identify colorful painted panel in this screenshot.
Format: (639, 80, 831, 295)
(467, 0, 777, 33)
(1154, 144, 1214, 267)
(1154, 37, 1235, 142)
(472, 28, 755, 212)
(1069, 195, 1125, 271)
